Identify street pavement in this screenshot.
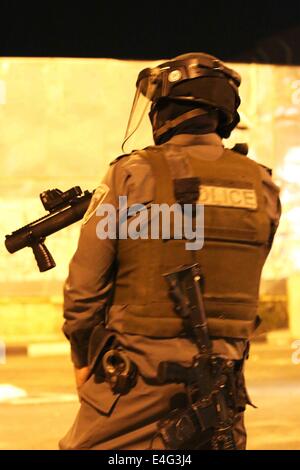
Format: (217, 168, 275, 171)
(0, 339, 299, 450)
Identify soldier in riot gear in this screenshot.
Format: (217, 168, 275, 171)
(59, 53, 281, 450)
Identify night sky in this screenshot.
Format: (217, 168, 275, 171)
(1, 2, 300, 64)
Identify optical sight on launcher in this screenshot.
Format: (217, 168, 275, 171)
(5, 187, 93, 272)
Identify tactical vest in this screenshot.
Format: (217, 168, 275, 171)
(107, 147, 272, 339)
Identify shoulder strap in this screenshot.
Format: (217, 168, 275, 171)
(138, 148, 176, 206)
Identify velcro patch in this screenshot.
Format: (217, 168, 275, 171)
(198, 185, 258, 210)
(82, 183, 110, 225)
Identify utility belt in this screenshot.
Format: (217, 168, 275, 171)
(88, 324, 250, 450)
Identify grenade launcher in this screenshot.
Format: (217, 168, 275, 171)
(4, 187, 93, 272)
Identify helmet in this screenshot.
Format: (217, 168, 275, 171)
(123, 52, 241, 149)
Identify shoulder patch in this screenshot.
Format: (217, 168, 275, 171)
(82, 184, 110, 225)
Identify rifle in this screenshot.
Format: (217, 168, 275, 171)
(5, 187, 93, 272)
(157, 263, 237, 450)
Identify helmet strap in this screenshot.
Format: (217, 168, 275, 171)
(153, 108, 208, 141)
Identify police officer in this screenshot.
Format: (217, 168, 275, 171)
(59, 53, 281, 450)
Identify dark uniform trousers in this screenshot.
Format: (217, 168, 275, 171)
(59, 370, 247, 450)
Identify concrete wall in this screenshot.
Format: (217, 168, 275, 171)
(0, 58, 299, 340)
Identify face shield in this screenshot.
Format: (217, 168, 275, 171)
(122, 67, 162, 152)
(122, 55, 241, 152)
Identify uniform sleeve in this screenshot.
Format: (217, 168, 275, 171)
(259, 165, 282, 244)
(62, 164, 119, 368)
(62, 153, 155, 367)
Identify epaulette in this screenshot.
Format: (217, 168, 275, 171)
(109, 149, 141, 166)
(258, 163, 273, 176)
(109, 153, 131, 166)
